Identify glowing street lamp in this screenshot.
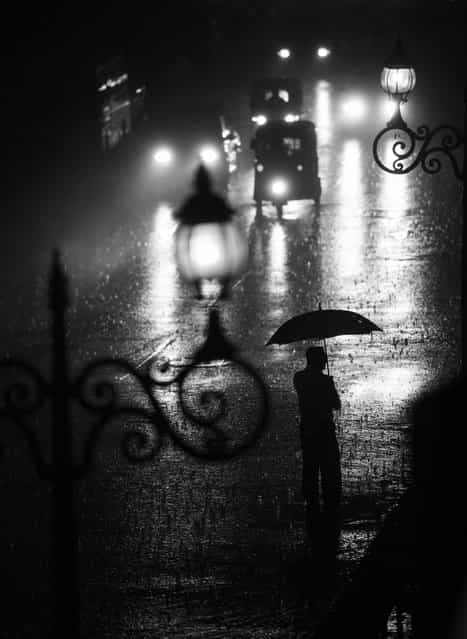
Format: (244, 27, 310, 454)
(372, 36, 464, 370)
(175, 165, 248, 300)
(380, 36, 416, 128)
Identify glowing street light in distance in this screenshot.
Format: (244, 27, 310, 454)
(277, 48, 291, 59)
(153, 147, 174, 165)
(252, 114, 268, 126)
(341, 96, 367, 120)
(199, 145, 220, 165)
(317, 47, 331, 58)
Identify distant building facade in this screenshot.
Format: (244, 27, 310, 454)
(96, 56, 145, 151)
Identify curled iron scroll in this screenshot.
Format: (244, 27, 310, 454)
(174, 353, 269, 460)
(149, 308, 269, 460)
(72, 358, 170, 476)
(0, 359, 51, 477)
(372, 123, 464, 179)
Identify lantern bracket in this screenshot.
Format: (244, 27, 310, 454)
(373, 122, 464, 178)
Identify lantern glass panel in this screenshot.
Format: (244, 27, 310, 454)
(380, 66, 416, 97)
(175, 221, 248, 282)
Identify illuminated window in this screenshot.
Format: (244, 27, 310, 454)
(278, 90, 289, 102)
(283, 137, 301, 154)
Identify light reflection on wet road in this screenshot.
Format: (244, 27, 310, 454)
(0, 71, 462, 637)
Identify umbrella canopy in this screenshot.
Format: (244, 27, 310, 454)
(266, 309, 382, 345)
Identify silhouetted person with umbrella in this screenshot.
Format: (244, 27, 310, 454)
(312, 376, 466, 639)
(294, 346, 342, 569)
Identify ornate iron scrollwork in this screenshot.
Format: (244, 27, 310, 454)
(373, 122, 464, 179)
(0, 230, 269, 639)
(0, 255, 269, 478)
(142, 308, 268, 460)
(174, 308, 268, 459)
(0, 359, 50, 477)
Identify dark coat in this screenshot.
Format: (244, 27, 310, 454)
(293, 369, 341, 429)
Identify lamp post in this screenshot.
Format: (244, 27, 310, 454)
(172, 165, 267, 456)
(0, 168, 268, 638)
(372, 37, 465, 370)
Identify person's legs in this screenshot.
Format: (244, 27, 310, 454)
(302, 439, 321, 545)
(320, 430, 342, 561)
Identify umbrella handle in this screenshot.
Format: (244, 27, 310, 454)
(323, 337, 330, 375)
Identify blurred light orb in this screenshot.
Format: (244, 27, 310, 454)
(341, 96, 367, 120)
(153, 147, 174, 165)
(199, 145, 220, 165)
(252, 114, 268, 126)
(284, 113, 299, 123)
(278, 48, 291, 59)
(317, 46, 331, 58)
(176, 221, 248, 283)
(257, 163, 264, 172)
(270, 178, 288, 197)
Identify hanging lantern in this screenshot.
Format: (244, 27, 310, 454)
(380, 36, 416, 102)
(175, 166, 248, 299)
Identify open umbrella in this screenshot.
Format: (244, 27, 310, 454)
(266, 307, 382, 372)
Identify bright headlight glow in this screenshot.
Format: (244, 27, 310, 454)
(270, 178, 288, 197)
(317, 47, 331, 58)
(341, 96, 367, 120)
(278, 48, 291, 59)
(284, 113, 299, 123)
(252, 114, 268, 126)
(199, 145, 220, 165)
(153, 147, 174, 165)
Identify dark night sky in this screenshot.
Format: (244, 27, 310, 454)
(4, 1, 463, 212)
